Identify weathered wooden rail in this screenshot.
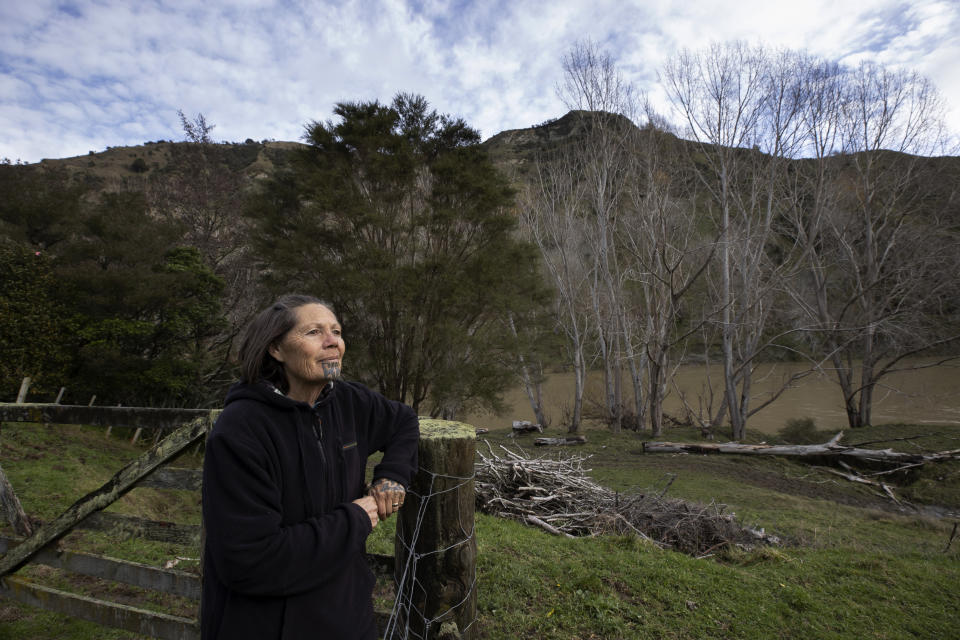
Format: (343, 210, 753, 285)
(0, 403, 477, 640)
(0, 403, 213, 639)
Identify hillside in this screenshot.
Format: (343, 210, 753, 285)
(21, 139, 306, 193)
(10, 112, 960, 218)
(483, 109, 651, 172)
(11, 110, 651, 194)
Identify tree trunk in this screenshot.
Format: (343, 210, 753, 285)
(569, 347, 585, 433)
(643, 432, 960, 464)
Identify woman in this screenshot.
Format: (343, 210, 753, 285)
(201, 294, 419, 639)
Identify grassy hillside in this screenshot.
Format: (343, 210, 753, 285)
(30, 139, 306, 188)
(1, 418, 957, 639)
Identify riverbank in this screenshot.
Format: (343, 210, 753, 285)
(466, 360, 960, 436)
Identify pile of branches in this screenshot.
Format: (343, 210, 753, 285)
(475, 443, 778, 556)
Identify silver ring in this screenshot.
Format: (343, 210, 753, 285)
(392, 503, 399, 507)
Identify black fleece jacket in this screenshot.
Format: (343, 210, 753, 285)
(201, 380, 419, 640)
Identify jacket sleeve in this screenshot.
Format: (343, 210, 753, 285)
(202, 413, 372, 597)
(363, 389, 420, 488)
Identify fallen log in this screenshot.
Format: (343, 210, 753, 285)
(512, 420, 543, 434)
(534, 436, 587, 447)
(642, 432, 960, 465)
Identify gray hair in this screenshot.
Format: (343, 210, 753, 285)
(237, 294, 336, 390)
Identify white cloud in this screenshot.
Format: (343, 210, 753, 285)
(1, 0, 958, 162)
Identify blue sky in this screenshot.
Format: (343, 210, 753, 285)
(2, 0, 958, 162)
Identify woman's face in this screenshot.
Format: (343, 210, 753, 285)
(269, 303, 345, 403)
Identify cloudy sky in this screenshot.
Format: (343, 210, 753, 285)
(2, 0, 958, 163)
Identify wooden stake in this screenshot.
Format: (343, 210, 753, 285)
(0, 463, 32, 537)
(16, 378, 30, 404)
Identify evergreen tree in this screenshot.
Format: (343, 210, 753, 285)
(248, 93, 544, 417)
(0, 245, 74, 401)
(58, 192, 226, 406)
(0, 163, 229, 406)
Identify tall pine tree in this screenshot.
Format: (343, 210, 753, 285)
(248, 94, 544, 417)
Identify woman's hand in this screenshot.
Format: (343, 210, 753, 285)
(368, 478, 406, 520)
(352, 495, 379, 529)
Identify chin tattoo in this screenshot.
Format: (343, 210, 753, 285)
(321, 362, 342, 380)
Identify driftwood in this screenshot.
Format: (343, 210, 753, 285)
(476, 443, 778, 556)
(816, 466, 905, 505)
(643, 431, 960, 465)
(534, 436, 586, 447)
(512, 420, 543, 434)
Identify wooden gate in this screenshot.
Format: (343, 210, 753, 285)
(0, 403, 213, 639)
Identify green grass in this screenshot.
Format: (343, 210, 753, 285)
(1, 419, 958, 639)
(474, 515, 957, 639)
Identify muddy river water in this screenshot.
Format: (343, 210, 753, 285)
(465, 358, 960, 435)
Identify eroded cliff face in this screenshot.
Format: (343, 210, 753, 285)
(482, 110, 652, 176)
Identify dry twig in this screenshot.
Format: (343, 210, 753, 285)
(475, 443, 779, 555)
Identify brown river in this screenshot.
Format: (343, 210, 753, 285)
(464, 358, 960, 435)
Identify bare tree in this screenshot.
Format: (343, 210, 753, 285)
(506, 310, 550, 428)
(663, 42, 811, 440)
(557, 38, 637, 114)
(786, 59, 959, 428)
(557, 40, 641, 432)
(518, 153, 592, 432)
(148, 113, 262, 398)
(620, 104, 718, 436)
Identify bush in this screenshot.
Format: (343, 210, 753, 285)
(778, 417, 820, 444)
(129, 157, 148, 173)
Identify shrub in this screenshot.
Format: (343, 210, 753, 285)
(778, 417, 820, 444)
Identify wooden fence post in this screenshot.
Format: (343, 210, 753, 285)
(1, 391, 34, 536)
(16, 378, 30, 404)
(394, 420, 477, 640)
(0, 463, 33, 537)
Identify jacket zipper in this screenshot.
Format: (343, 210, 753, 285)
(311, 415, 326, 464)
(312, 412, 337, 507)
